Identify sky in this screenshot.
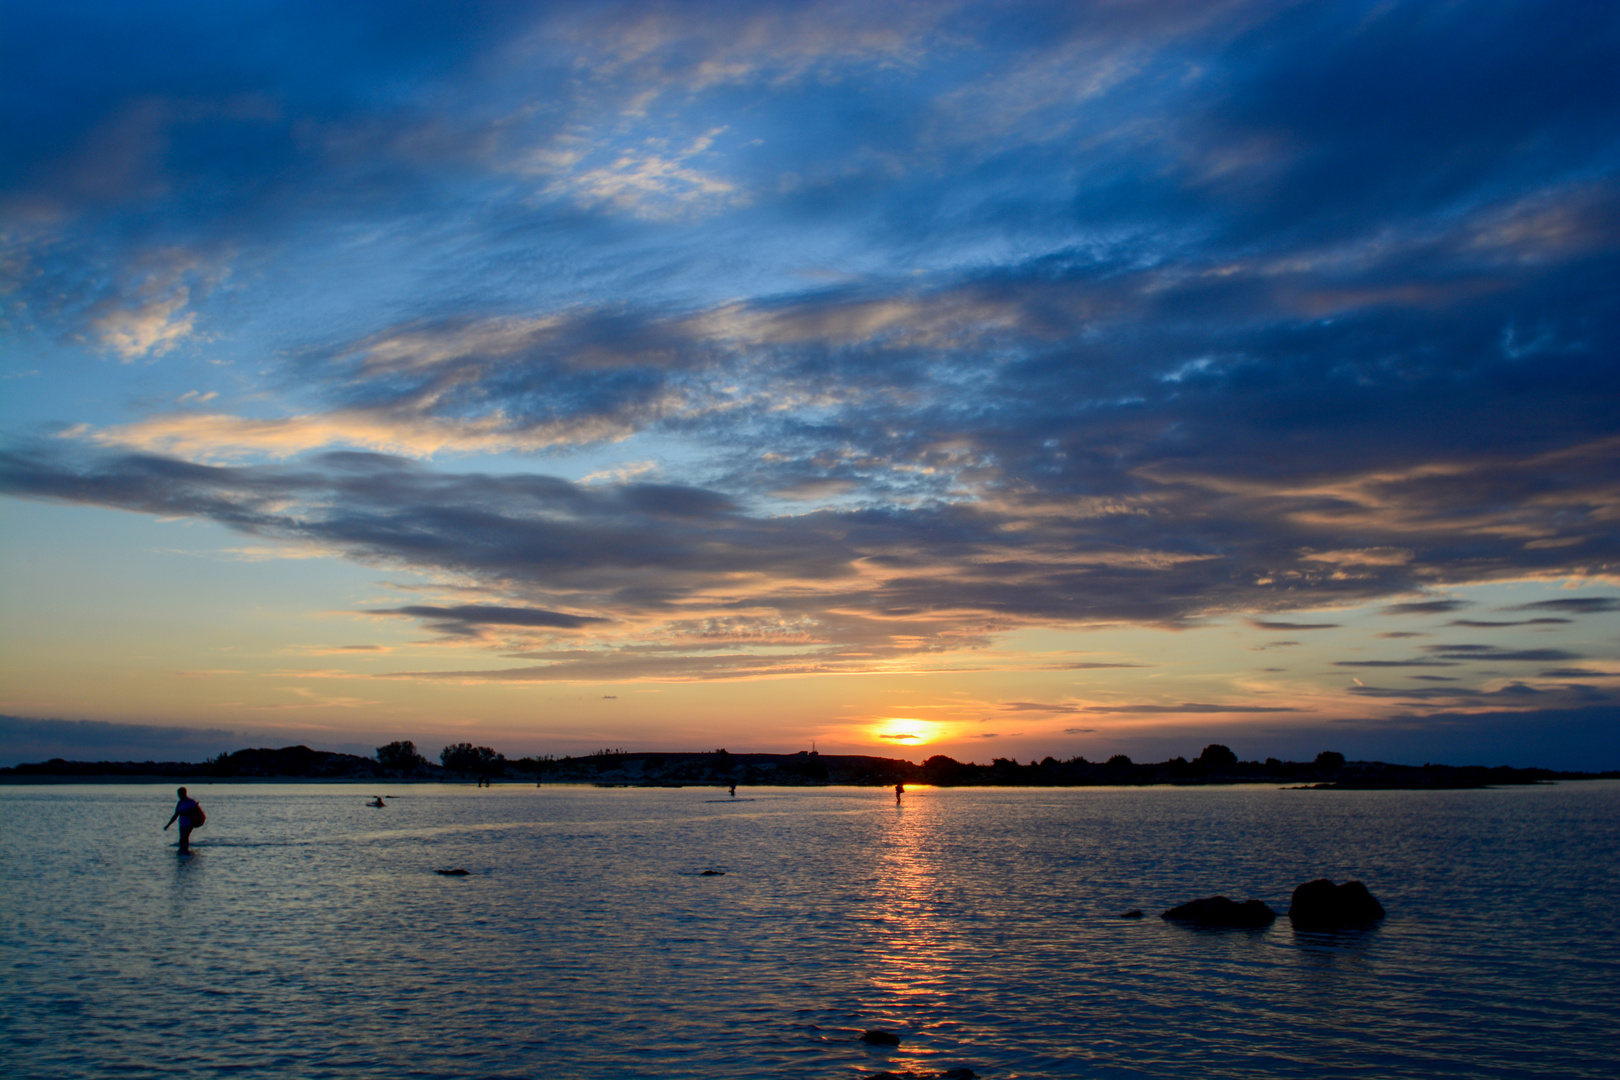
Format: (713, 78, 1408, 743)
(2, 0, 1617, 769)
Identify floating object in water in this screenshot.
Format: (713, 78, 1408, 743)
(435, 868, 471, 876)
(860, 1029, 901, 1046)
(699, 869, 725, 876)
(1120, 909, 1144, 919)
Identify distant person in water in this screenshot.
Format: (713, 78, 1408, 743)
(895, 782, 905, 803)
(729, 784, 736, 797)
(164, 787, 201, 853)
(369, 795, 386, 807)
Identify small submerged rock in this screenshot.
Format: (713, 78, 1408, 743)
(699, 869, 725, 876)
(1161, 896, 1276, 928)
(1119, 909, 1144, 919)
(435, 868, 471, 876)
(860, 1029, 902, 1046)
(1288, 879, 1385, 929)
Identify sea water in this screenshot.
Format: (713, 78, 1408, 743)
(1, 782, 1616, 1079)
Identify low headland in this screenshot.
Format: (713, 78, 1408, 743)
(2, 741, 1613, 788)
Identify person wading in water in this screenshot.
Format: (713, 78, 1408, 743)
(164, 787, 203, 854)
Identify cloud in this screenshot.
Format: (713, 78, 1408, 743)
(367, 604, 609, 637)
(93, 405, 649, 461)
(534, 129, 741, 220)
(1420, 644, 1584, 662)
(1081, 702, 1305, 715)
(1249, 619, 1340, 630)
(5, 426, 1617, 683)
(0, 715, 394, 765)
(93, 288, 195, 359)
(1298, 548, 1413, 567)
(0, 716, 243, 766)
(1344, 682, 1611, 711)
(1381, 600, 1471, 616)
(1507, 597, 1620, 614)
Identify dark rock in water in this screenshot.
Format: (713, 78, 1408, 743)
(1161, 896, 1276, 927)
(860, 1028, 902, 1046)
(699, 869, 725, 876)
(435, 868, 470, 876)
(1120, 909, 1144, 919)
(1288, 878, 1385, 929)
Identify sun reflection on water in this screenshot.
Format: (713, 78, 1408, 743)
(852, 790, 980, 1071)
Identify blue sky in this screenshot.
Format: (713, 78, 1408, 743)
(3, 1, 1617, 767)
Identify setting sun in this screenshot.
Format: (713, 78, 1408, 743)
(871, 719, 942, 747)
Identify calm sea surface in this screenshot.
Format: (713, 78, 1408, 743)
(2, 782, 1617, 1078)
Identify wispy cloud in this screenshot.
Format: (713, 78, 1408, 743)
(1381, 600, 1471, 617)
(366, 604, 609, 637)
(1507, 597, 1619, 614)
(94, 288, 195, 359)
(1080, 702, 1306, 715)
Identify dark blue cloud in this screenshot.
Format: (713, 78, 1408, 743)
(1509, 597, 1620, 614)
(1422, 645, 1585, 663)
(1381, 601, 1471, 616)
(2, 425, 1614, 638)
(370, 604, 607, 637)
(0, 716, 380, 766)
(1187, 1, 1620, 245)
(0, 715, 236, 767)
(1133, 705, 1620, 771)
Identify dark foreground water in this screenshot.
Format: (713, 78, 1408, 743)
(2, 782, 1617, 1078)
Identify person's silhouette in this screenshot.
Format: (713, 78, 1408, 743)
(164, 787, 201, 853)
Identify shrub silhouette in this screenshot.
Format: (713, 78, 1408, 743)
(1196, 744, 1238, 770)
(441, 743, 505, 774)
(376, 740, 426, 771)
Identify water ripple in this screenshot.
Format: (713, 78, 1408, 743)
(2, 782, 1617, 1078)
